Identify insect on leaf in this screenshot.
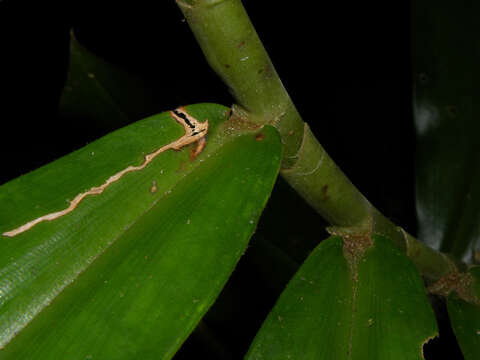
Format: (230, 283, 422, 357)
(0, 103, 282, 359)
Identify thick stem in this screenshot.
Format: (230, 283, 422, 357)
(177, 0, 303, 168)
(177, 0, 377, 228)
(177, 0, 471, 296)
(282, 123, 374, 228)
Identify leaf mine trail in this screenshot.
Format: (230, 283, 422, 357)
(2, 107, 209, 238)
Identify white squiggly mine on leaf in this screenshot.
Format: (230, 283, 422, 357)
(2, 107, 208, 237)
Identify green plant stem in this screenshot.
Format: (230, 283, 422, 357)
(177, 0, 303, 168)
(177, 0, 469, 291)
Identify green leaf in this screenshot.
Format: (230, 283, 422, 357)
(447, 266, 480, 360)
(59, 31, 160, 131)
(413, 1, 480, 261)
(0, 103, 282, 358)
(246, 235, 437, 359)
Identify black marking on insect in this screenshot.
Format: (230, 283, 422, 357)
(173, 109, 196, 129)
(191, 129, 207, 136)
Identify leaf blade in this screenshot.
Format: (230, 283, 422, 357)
(0, 103, 282, 358)
(246, 235, 438, 359)
(447, 266, 480, 360)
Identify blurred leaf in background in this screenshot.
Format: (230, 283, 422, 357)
(413, 1, 480, 358)
(413, 0, 480, 263)
(58, 32, 159, 134)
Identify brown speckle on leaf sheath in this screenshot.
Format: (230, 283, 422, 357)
(221, 112, 260, 137)
(341, 233, 373, 277)
(427, 272, 479, 305)
(255, 133, 264, 141)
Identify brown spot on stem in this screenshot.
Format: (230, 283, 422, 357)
(321, 185, 329, 200)
(262, 64, 273, 79)
(255, 133, 264, 141)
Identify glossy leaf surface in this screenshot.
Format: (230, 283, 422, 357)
(447, 266, 480, 360)
(0, 103, 282, 359)
(246, 235, 437, 359)
(413, 0, 480, 261)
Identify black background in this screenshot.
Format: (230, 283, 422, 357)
(0, 0, 462, 358)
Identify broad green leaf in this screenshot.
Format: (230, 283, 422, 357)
(246, 235, 437, 359)
(59, 31, 160, 132)
(413, 1, 480, 261)
(0, 103, 282, 358)
(447, 266, 480, 360)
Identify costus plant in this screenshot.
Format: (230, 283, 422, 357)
(0, 1, 478, 359)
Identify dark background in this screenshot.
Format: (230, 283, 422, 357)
(0, 0, 462, 358)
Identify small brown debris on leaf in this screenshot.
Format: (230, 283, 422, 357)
(150, 181, 158, 194)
